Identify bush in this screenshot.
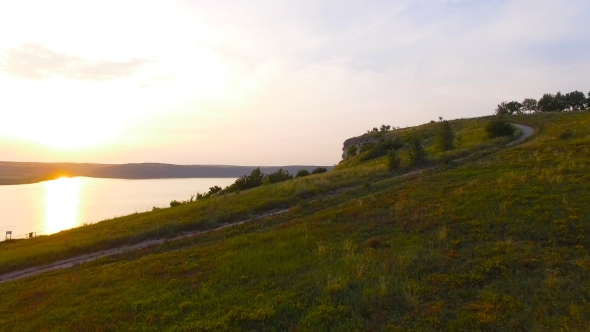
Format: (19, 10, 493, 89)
(406, 131, 427, 165)
(169, 200, 182, 207)
(359, 138, 404, 162)
(436, 120, 454, 151)
(366, 236, 383, 248)
(360, 142, 375, 153)
(347, 145, 358, 157)
(265, 168, 293, 184)
(559, 129, 574, 140)
(311, 167, 328, 175)
(387, 149, 401, 171)
(295, 169, 310, 178)
(485, 120, 515, 138)
(225, 168, 265, 193)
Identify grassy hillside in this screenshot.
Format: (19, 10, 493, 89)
(0, 117, 506, 275)
(1, 111, 589, 330)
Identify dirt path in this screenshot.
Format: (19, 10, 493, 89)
(0, 209, 291, 283)
(0, 124, 536, 284)
(508, 123, 535, 146)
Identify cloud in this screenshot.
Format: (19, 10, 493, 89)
(0, 43, 148, 80)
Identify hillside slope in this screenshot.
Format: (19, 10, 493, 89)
(1, 112, 589, 330)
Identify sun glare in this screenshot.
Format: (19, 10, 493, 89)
(44, 177, 81, 234)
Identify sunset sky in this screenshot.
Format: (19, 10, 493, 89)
(1, 0, 589, 165)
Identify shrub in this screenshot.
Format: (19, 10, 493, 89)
(207, 186, 222, 196)
(311, 167, 328, 175)
(436, 120, 455, 151)
(360, 142, 375, 153)
(366, 236, 382, 248)
(485, 120, 515, 138)
(559, 129, 574, 140)
(387, 149, 401, 171)
(169, 200, 182, 207)
(266, 168, 293, 184)
(347, 145, 358, 157)
(295, 169, 310, 178)
(359, 138, 404, 162)
(406, 131, 427, 165)
(225, 168, 265, 193)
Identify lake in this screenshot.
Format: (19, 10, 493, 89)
(0, 177, 237, 239)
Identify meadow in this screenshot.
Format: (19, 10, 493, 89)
(1, 111, 589, 330)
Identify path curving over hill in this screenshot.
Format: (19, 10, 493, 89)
(508, 123, 535, 146)
(0, 123, 536, 283)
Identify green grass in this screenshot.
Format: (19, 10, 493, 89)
(1, 111, 590, 330)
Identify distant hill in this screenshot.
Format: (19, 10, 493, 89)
(0, 162, 333, 185)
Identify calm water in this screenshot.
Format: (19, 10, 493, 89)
(0, 177, 236, 238)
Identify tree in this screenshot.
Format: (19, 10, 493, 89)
(538, 93, 557, 112)
(406, 131, 427, 165)
(506, 101, 523, 115)
(436, 119, 454, 151)
(266, 168, 293, 184)
(245, 168, 265, 188)
(387, 149, 401, 171)
(554, 92, 566, 111)
(495, 102, 510, 116)
(295, 169, 310, 178)
(485, 120, 515, 138)
(564, 91, 586, 111)
(380, 124, 391, 132)
(522, 98, 537, 113)
(207, 186, 222, 196)
(225, 168, 265, 192)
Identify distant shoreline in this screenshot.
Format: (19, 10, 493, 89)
(0, 162, 333, 186)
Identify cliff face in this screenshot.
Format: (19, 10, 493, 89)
(341, 136, 380, 159)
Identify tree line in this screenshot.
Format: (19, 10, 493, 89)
(168, 167, 329, 206)
(495, 90, 589, 115)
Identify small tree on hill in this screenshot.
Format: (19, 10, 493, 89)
(564, 91, 586, 110)
(407, 131, 427, 165)
(207, 186, 222, 196)
(506, 101, 523, 114)
(436, 119, 454, 151)
(485, 120, 515, 138)
(522, 98, 537, 113)
(266, 168, 293, 184)
(387, 149, 401, 171)
(495, 102, 510, 116)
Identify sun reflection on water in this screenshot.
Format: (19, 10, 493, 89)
(44, 177, 81, 234)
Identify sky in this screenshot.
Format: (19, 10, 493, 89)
(0, 0, 589, 166)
